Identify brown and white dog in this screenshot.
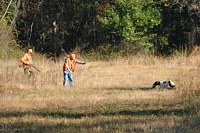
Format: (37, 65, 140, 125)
(152, 79, 175, 89)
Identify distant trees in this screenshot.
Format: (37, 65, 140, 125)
(97, 0, 161, 52)
(153, 0, 200, 55)
(0, 0, 199, 58)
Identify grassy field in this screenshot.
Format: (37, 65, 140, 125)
(0, 53, 200, 133)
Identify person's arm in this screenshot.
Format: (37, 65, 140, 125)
(64, 59, 72, 72)
(20, 54, 30, 65)
(76, 60, 86, 64)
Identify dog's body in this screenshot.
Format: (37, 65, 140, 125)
(152, 79, 175, 89)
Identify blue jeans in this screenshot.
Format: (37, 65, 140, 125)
(63, 70, 74, 87)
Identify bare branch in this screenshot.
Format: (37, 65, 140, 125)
(28, 0, 44, 45)
(1, 0, 13, 21)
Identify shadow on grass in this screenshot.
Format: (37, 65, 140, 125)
(0, 106, 194, 133)
(0, 118, 146, 133)
(96, 86, 153, 91)
(136, 87, 176, 91)
(0, 107, 190, 119)
(98, 86, 176, 91)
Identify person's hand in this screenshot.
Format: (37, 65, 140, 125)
(28, 62, 32, 66)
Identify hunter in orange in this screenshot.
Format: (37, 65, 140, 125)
(20, 49, 33, 76)
(63, 54, 86, 87)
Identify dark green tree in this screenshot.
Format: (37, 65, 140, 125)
(153, 0, 200, 55)
(97, 0, 161, 52)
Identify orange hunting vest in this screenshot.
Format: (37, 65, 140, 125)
(63, 58, 77, 72)
(20, 52, 32, 65)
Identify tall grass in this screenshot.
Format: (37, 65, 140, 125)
(0, 50, 200, 132)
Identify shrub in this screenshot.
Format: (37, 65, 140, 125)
(0, 20, 22, 59)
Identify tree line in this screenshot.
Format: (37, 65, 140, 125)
(0, 0, 199, 59)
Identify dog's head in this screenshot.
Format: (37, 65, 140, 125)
(169, 79, 175, 87)
(152, 81, 160, 88)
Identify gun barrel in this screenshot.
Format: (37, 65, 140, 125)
(31, 64, 41, 72)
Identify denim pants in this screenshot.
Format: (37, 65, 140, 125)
(63, 70, 74, 87)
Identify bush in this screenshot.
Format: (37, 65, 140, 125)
(86, 41, 149, 61)
(0, 20, 22, 59)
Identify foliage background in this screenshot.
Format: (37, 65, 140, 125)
(0, 0, 199, 59)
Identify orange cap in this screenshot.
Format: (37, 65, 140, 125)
(28, 49, 32, 53)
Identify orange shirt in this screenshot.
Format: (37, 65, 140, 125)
(63, 58, 77, 72)
(20, 52, 32, 65)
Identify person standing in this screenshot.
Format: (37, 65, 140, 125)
(63, 54, 86, 88)
(20, 49, 33, 76)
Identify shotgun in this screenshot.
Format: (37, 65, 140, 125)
(30, 64, 41, 72)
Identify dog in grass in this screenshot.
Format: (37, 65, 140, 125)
(152, 79, 176, 89)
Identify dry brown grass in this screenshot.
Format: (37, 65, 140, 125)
(0, 52, 200, 132)
(0, 54, 200, 109)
